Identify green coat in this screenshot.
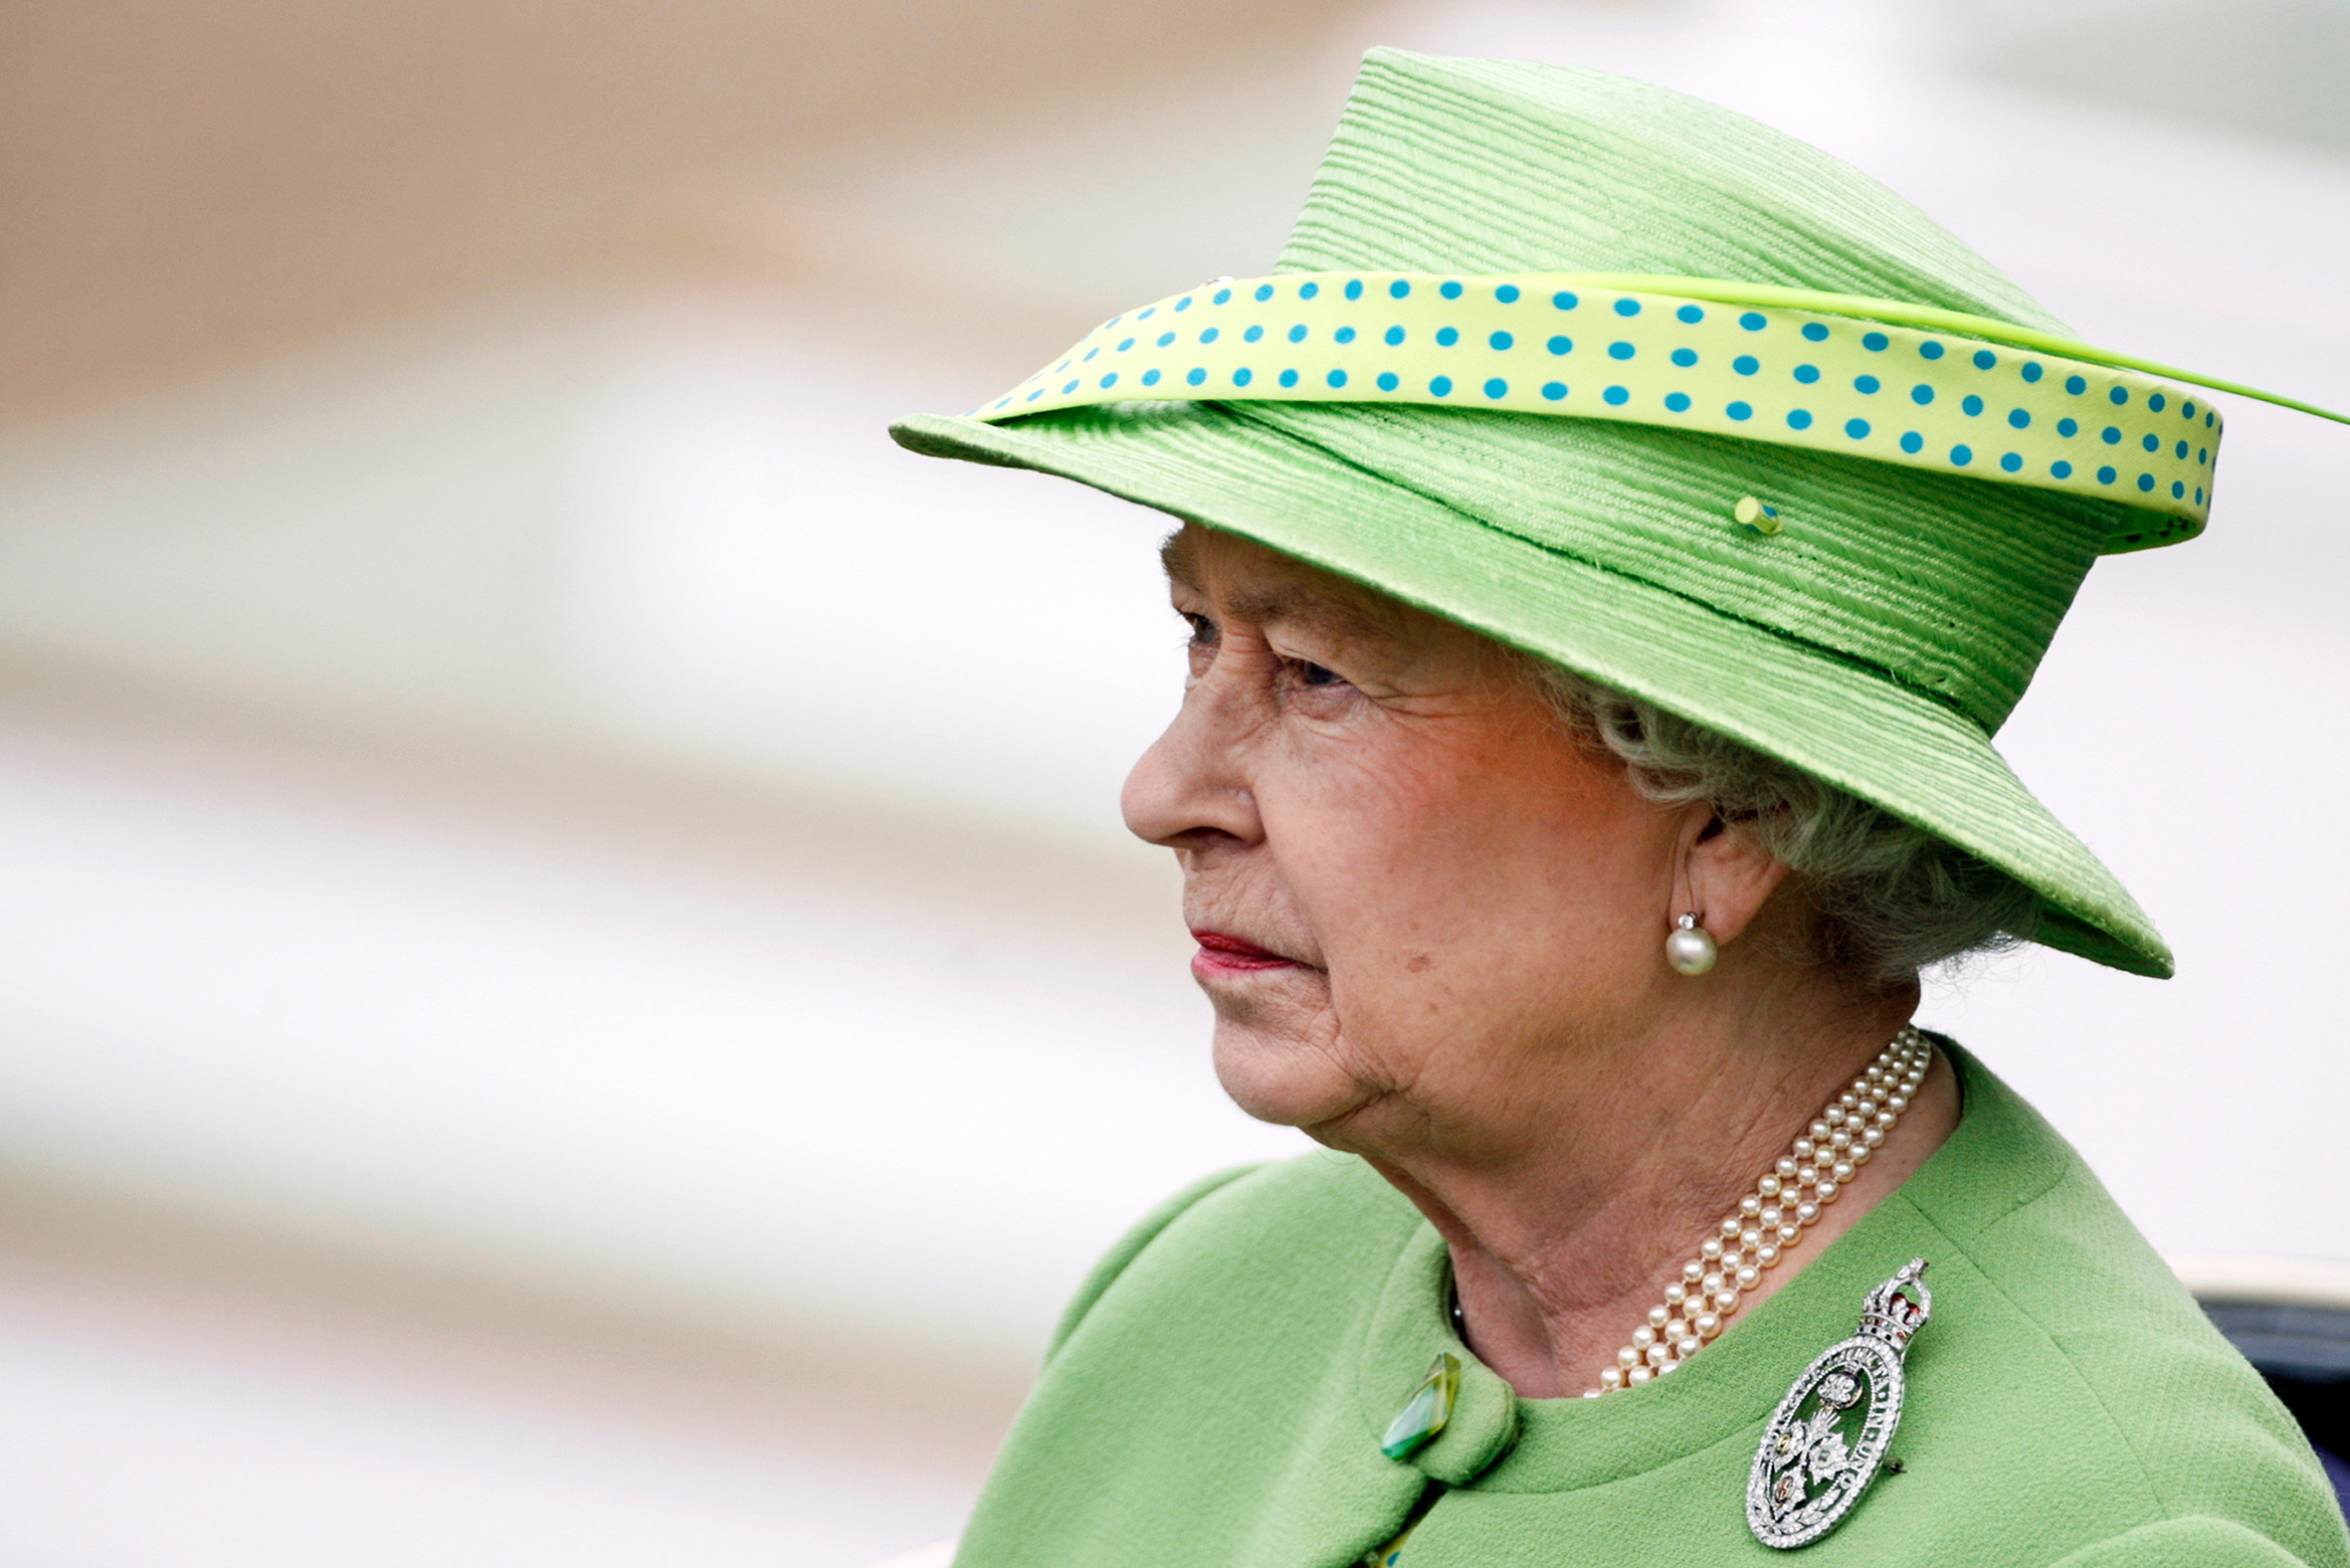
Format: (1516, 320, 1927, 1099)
(953, 1046, 2349, 1566)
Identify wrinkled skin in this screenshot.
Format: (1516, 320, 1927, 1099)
(1122, 524, 1951, 1398)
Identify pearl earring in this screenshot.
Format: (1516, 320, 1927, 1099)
(1665, 912, 1718, 976)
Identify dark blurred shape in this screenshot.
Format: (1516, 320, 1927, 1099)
(2204, 1298, 2350, 1517)
(0, 0, 1361, 424)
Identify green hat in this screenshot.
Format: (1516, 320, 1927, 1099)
(890, 49, 2338, 979)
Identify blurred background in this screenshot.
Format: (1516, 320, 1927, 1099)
(0, 0, 2344, 1561)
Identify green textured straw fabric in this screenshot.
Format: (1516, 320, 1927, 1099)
(893, 49, 2202, 977)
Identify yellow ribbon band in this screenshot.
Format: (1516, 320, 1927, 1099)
(978, 273, 2230, 532)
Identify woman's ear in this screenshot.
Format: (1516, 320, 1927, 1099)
(1678, 806, 1793, 947)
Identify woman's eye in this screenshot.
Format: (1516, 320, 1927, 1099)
(1296, 661, 1342, 687)
(1182, 613, 1218, 646)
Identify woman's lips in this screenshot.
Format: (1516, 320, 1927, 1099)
(1190, 929, 1303, 975)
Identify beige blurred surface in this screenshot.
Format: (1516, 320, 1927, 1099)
(0, 0, 1366, 423)
(0, 0, 2343, 1560)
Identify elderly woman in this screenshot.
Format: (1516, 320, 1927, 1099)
(891, 50, 2348, 1568)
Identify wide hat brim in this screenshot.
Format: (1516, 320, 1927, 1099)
(892, 399, 2170, 978)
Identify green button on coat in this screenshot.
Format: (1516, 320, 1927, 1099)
(1380, 1354, 1462, 1461)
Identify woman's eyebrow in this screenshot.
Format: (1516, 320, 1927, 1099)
(1157, 534, 1391, 646)
(1223, 584, 1391, 648)
(1157, 532, 1199, 589)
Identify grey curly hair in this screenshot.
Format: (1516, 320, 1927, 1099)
(1531, 667, 2041, 985)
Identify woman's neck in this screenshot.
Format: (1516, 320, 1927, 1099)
(1353, 981, 1953, 1400)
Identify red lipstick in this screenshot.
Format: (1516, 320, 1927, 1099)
(1190, 929, 1301, 976)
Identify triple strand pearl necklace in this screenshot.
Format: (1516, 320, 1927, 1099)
(1589, 1025, 1933, 1396)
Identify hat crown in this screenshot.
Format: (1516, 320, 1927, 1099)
(1279, 51, 2061, 331)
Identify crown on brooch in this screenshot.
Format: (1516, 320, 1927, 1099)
(1858, 1258, 1933, 1349)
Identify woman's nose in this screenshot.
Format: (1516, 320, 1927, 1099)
(1121, 676, 1263, 851)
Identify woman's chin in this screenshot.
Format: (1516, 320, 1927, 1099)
(1210, 1024, 1372, 1130)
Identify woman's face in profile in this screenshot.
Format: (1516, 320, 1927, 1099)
(1123, 524, 1686, 1152)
